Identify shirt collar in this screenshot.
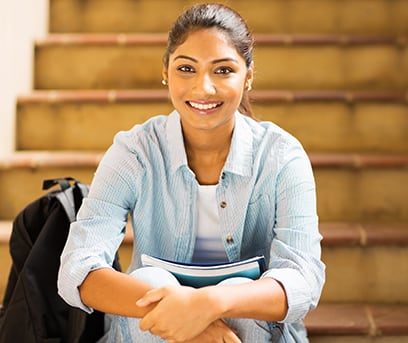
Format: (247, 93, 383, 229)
(166, 110, 253, 177)
(166, 110, 188, 174)
(224, 112, 253, 177)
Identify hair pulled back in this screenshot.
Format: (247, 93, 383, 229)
(164, 3, 255, 117)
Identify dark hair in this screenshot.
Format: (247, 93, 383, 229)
(164, 3, 255, 118)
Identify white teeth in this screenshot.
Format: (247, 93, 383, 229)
(188, 101, 220, 110)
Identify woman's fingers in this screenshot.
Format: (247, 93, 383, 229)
(136, 287, 165, 307)
(224, 330, 242, 343)
(217, 320, 242, 343)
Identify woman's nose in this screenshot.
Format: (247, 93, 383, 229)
(192, 74, 216, 96)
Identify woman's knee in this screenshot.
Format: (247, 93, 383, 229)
(129, 267, 180, 288)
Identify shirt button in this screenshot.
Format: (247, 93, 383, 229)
(226, 234, 234, 244)
(221, 173, 225, 180)
(220, 201, 227, 208)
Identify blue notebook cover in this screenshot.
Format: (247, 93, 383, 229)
(141, 254, 266, 288)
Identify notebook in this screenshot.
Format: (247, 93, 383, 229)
(141, 254, 266, 288)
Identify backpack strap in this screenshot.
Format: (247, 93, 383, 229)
(42, 177, 77, 192)
(56, 189, 77, 223)
(43, 178, 89, 223)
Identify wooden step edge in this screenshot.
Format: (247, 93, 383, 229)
(320, 223, 408, 247)
(2, 221, 407, 248)
(17, 90, 408, 104)
(0, 151, 103, 169)
(305, 303, 408, 336)
(18, 90, 170, 104)
(0, 222, 11, 243)
(310, 153, 408, 168)
(1, 152, 408, 170)
(35, 33, 408, 47)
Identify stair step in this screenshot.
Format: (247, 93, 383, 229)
(34, 34, 408, 90)
(0, 152, 407, 222)
(16, 90, 408, 152)
(305, 303, 408, 341)
(1, 221, 408, 305)
(49, 0, 408, 35)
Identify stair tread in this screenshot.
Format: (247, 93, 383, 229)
(49, 0, 408, 36)
(36, 33, 408, 46)
(305, 303, 408, 336)
(2, 221, 407, 247)
(18, 89, 408, 104)
(1, 151, 408, 169)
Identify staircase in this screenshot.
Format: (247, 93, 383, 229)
(1, 0, 408, 341)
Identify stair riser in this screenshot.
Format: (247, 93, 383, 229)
(0, 167, 407, 221)
(317, 168, 408, 222)
(0, 242, 11, 303)
(16, 101, 408, 152)
(322, 246, 408, 303)
(35, 45, 408, 90)
(50, 0, 408, 35)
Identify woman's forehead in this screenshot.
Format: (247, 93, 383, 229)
(170, 28, 243, 64)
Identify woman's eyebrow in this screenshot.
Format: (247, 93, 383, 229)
(174, 55, 198, 62)
(211, 58, 239, 64)
(173, 55, 239, 64)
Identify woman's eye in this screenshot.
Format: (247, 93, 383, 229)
(177, 65, 194, 73)
(215, 67, 233, 75)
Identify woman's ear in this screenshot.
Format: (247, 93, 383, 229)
(162, 67, 168, 84)
(246, 62, 254, 90)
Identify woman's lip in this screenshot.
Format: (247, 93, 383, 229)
(185, 100, 223, 114)
(187, 100, 222, 104)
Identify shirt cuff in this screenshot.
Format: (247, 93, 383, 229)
(261, 268, 312, 323)
(58, 257, 114, 314)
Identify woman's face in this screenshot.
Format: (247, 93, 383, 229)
(164, 28, 252, 133)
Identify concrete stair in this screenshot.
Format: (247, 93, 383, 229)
(1, 221, 408, 341)
(35, 34, 408, 90)
(0, 152, 407, 222)
(2, 0, 408, 340)
(49, 0, 408, 35)
(16, 90, 408, 152)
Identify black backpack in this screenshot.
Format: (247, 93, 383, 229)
(0, 177, 121, 343)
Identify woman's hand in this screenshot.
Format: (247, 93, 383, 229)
(177, 319, 242, 343)
(136, 285, 219, 341)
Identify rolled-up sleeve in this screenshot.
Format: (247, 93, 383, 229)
(57, 132, 143, 313)
(261, 138, 325, 323)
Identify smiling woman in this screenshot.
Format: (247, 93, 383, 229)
(57, 3, 325, 343)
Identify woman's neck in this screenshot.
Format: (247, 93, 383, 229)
(183, 125, 233, 165)
(181, 122, 234, 185)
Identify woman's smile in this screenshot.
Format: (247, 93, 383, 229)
(186, 100, 224, 114)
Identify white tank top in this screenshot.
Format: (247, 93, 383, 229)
(191, 184, 228, 264)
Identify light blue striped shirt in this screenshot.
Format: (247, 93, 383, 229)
(58, 110, 325, 325)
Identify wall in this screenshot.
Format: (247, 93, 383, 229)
(0, 0, 48, 157)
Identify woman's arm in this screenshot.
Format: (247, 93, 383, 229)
(204, 277, 288, 321)
(79, 268, 155, 317)
(81, 269, 241, 342)
(58, 135, 143, 313)
(136, 277, 286, 341)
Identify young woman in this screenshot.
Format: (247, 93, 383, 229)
(58, 4, 325, 342)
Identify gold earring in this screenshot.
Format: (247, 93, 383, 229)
(246, 83, 252, 91)
(161, 79, 168, 86)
